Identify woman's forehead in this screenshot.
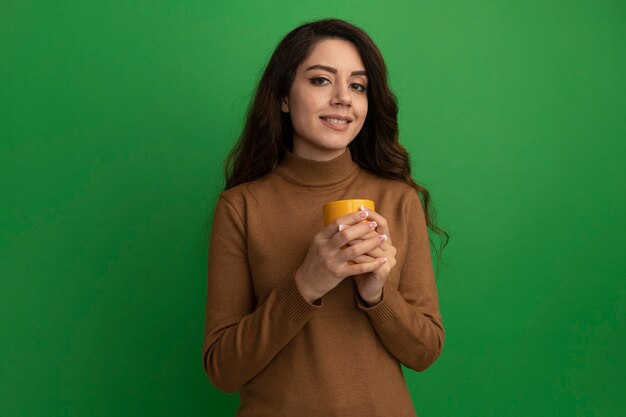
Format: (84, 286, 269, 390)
(299, 39, 365, 73)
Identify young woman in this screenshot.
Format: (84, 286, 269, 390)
(203, 18, 448, 417)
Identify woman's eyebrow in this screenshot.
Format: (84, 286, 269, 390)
(305, 64, 367, 77)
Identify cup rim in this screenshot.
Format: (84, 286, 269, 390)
(323, 198, 374, 208)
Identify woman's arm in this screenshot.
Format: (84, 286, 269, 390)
(356, 192, 445, 371)
(202, 195, 319, 393)
(203, 194, 395, 391)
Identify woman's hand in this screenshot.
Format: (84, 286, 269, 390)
(350, 208, 398, 306)
(294, 209, 389, 304)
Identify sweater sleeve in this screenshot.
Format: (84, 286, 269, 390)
(356, 191, 445, 371)
(202, 195, 320, 393)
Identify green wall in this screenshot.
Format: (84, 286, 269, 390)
(2, 1, 624, 416)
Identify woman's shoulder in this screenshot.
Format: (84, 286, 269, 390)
(218, 181, 255, 206)
(216, 172, 279, 208)
(358, 170, 421, 197)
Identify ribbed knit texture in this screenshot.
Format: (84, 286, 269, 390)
(356, 286, 397, 323)
(203, 148, 444, 417)
(277, 276, 321, 324)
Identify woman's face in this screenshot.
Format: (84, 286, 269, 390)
(281, 38, 368, 161)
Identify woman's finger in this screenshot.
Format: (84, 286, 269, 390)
(343, 256, 388, 276)
(338, 232, 388, 263)
(360, 206, 391, 238)
(346, 231, 380, 246)
(364, 246, 386, 258)
(319, 209, 370, 239)
(330, 220, 378, 249)
(352, 254, 376, 264)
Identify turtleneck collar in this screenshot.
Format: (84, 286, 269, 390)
(275, 147, 359, 187)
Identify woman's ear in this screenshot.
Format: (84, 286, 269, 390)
(281, 97, 289, 113)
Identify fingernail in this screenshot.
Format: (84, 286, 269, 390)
(368, 221, 377, 229)
(360, 205, 367, 211)
(338, 224, 346, 231)
(381, 257, 388, 264)
(379, 234, 388, 242)
(359, 210, 368, 219)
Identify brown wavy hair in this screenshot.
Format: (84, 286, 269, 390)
(223, 18, 449, 264)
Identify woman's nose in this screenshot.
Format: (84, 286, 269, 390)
(331, 83, 351, 106)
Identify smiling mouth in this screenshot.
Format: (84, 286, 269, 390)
(320, 117, 351, 124)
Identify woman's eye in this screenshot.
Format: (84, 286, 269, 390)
(351, 83, 367, 93)
(310, 77, 330, 86)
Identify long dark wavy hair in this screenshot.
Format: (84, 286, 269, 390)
(223, 18, 449, 264)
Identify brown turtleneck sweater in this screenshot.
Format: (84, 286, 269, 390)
(203, 148, 444, 417)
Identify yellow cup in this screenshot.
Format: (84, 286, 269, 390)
(323, 199, 375, 226)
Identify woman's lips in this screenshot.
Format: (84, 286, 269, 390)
(320, 117, 351, 131)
